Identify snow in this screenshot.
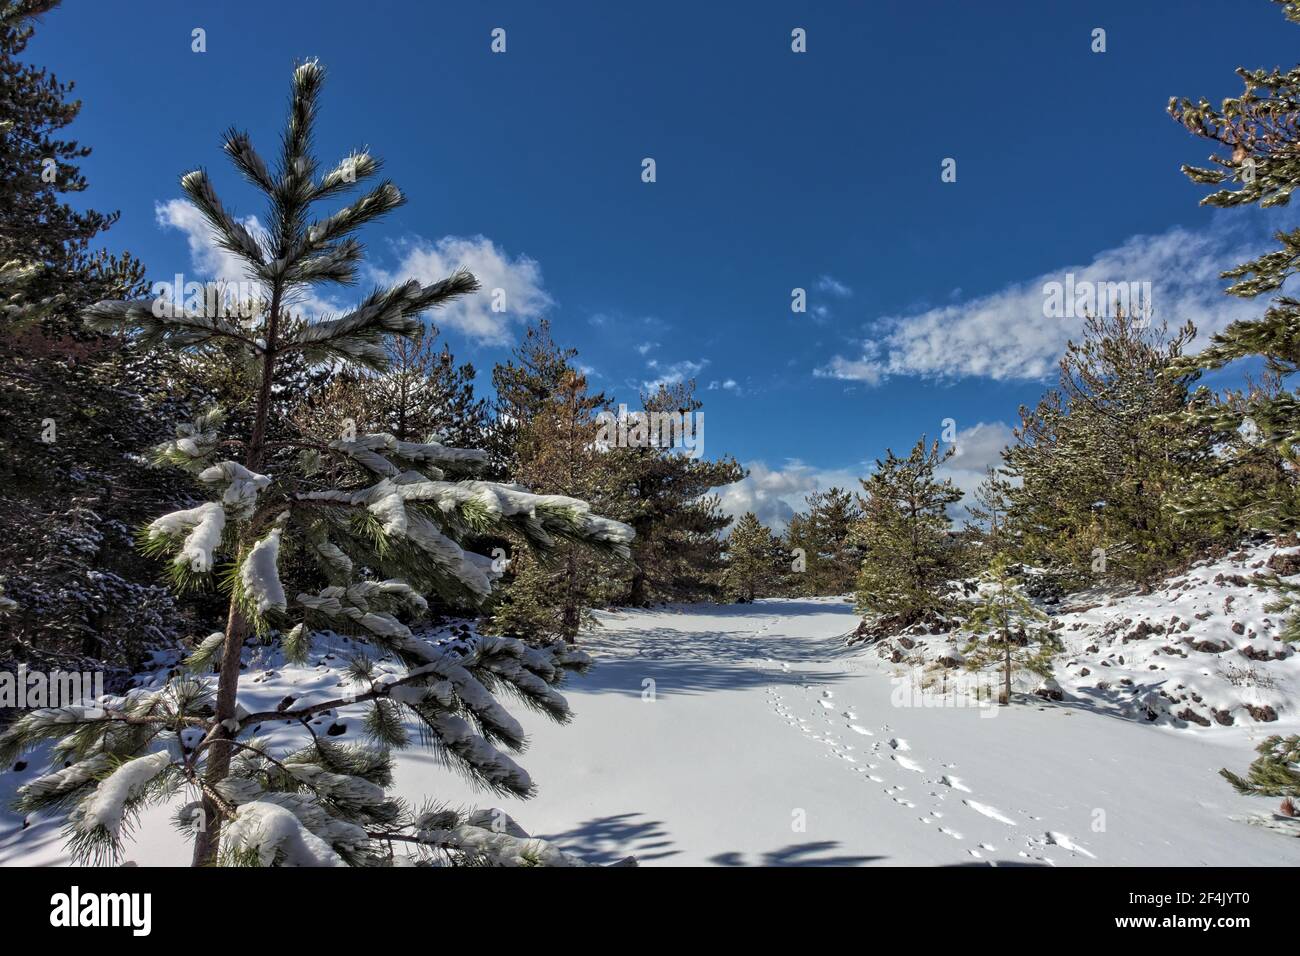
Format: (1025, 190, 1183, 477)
(147, 501, 225, 571)
(198, 461, 270, 518)
(241, 527, 286, 615)
(3, 597, 1298, 866)
(222, 801, 346, 867)
(871, 541, 1300, 729)
(72, 751, 171, 840)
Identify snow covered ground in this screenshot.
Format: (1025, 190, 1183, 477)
(2, 596, 1297, 866)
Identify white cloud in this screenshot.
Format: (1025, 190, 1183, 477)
(719, 460, 861, 531)
(817, 274, 853, 298)
(636, 341, 658, 355)
(817, 213, 1280, 385)
(935, 421, 1017, 521)
(156, 202, 547, 341)
(721, 421, 1015, 533)
(377, 235, 551, 345)
(707, 378, 740, 392)
(155, 199, 264, 286)
(816, 353, 886, 386)
(156, 198, 341, 319)
(642, 357, 708, 391)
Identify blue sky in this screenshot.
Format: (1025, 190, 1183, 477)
(33, 0, 1299, 525)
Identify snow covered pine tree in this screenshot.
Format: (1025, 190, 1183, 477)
(0, 61, 634, 867)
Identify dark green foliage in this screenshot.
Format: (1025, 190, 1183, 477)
(1166, 0, 1300, 647)
(0, 0, 199, 673)
(617, 381, 744, 606)
(722, 512, 787, 603)
(1220, 734, 1300, 797)
(4, 61, 632, 869)
(784, 487, 863, 596)
(488, 351, 628, 642)
(853, 437, 963, 625)
(1003, 313, 1226, 590)
(959, 554, 1060, 705)
(1164, 0, 1300, 536)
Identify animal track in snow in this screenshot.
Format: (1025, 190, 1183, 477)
(940, 775, 972, 792)
(962, 800, 1017, 826)
(848, 724, 873, 735)
(1042, 832, 1096, 859)
(892, 755, 925, 773)
(887, 738, 910, 751)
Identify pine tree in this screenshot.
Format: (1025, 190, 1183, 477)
(290, 328, 490, 499)
(1003, 312, 1224, 590)
(488, 319, 578, 480)
(1, 62, 634, 868)
(722, 512, 786, 603)
(1165, 0, 1300, 514)
(0, 0, 199, 673)
(0, 0, 129, 324)
(363, 328, 488, 448)
(1165, 0, 1300, 644)
(965, 467, 1015, 561)
(490, 367, 627, 641)
(784, 487, 863, 596)
(619, 380, 744, 605)
(958, 554, 1060, 705)
(853, 437, 963, 626)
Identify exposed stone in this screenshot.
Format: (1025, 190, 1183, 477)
(1267, 550, 1300, 577)
(1246, 704, 1279, 723)
(1177, 708, 1212, 727)
(1034, 678, 1064, 701)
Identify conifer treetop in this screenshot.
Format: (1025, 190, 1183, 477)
(4, 61, 635, 867)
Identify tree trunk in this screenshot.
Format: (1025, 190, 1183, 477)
(191, 599, 249, 865)
(628, 566, 647, 607)
(192, 287, 281, 866)
(1001, 634, 1011, 706)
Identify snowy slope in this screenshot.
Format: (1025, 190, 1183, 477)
(870, 541, 1300, 731)
(2, 597, 1297, 866)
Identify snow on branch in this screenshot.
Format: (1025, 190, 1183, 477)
(222, 800, 347, 867)
(328, 432, 488, 478)
(199, 460, 270, 519)
(241, 526, 287, 618)
(145, 501, 226, 573)
(151, 408, 226, 471)
(407, 809, 616, 867)
(71, 751, 174, 841)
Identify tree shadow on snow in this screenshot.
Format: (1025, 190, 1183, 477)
(540, 812, 680, 864)
(1034, 681, 1201, 730)
(708, 841, 884, 867)
(572, 618, 857, 696)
